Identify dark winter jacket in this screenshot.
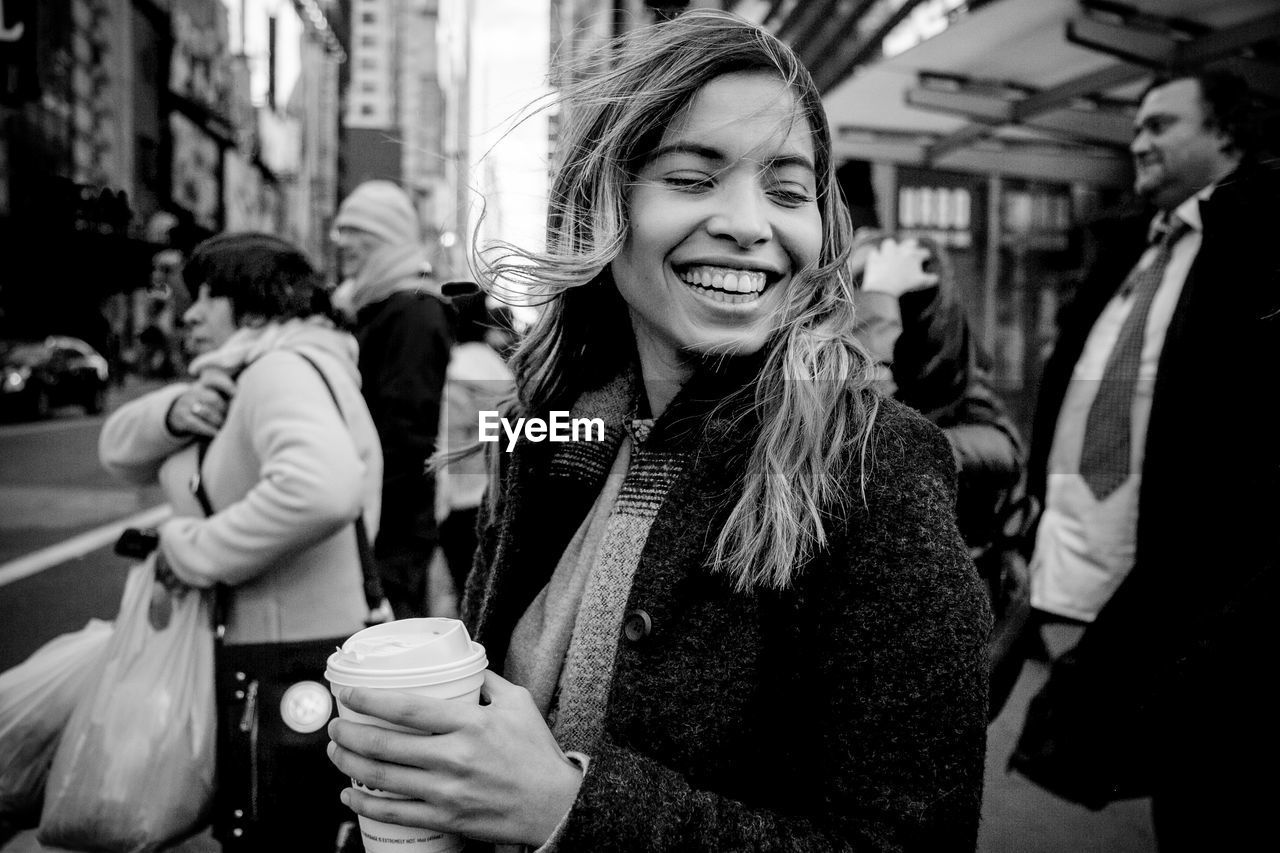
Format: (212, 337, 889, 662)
(462, 365, 991, 852)
(355, 288, 453, 552)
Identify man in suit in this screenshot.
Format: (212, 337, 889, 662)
(1011, 70, 1278, 850)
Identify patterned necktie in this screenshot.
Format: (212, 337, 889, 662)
(1078, 214, 1190, 500)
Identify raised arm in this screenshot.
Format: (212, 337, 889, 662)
(98, 383, 192, 485)
(158, 353, 366, 588)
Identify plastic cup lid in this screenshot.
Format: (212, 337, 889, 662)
(327, 618, 482, 676)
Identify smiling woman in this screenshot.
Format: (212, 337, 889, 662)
(615, 72, 823, 400)
(326, 10, 991, 852)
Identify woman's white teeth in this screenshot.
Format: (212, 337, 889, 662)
(679, 265, 767, 294)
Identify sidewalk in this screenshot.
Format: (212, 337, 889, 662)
(979, 651, 1156, 852)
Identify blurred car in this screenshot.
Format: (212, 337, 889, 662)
(1, 336, 110, 419)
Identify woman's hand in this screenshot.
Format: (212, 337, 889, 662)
(165, 369, 236, 438)
(862, 237, 940, 297)
(327, 671, 584, 847)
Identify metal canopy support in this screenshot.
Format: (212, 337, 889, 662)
(797, 1, 879, 75)
(774, 0, 837, 45)
(906, 85, 1015, 123)
(939, 143, 1130, 187)
(760, 0, 790, 28)
(925, 63, 1147, 162)
(1024, 108, 1132, 146)
(1066, 10, 1280, 70)
(906, 83, 1134, 147)
(1013, 62, 1142, 118)
(812, 0, 930, 93)
(1065, 15, 1183, 67)
(920, 7, 1280, 167)
(836, 126, 1131, 187)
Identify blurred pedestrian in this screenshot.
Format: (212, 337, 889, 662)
(132, 249, 185, 379)
(331, 180, 454, 619)
(99, 232, 383, 849)
(1010, 70, 1280, 849)
(849, 229, 1028, 719)
(327, 11, 989, 851)
(435, 293, 517, 600)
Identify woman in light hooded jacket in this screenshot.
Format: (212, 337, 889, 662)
(99, 232, 382, 850)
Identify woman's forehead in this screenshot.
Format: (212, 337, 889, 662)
(658, 72, 814, 163)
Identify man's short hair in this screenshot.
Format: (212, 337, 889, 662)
(1143, 69, 1261, 158)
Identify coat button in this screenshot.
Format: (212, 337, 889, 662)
(622, 609, 652, 643)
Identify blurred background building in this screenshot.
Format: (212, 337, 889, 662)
(0, 0, 344, 361)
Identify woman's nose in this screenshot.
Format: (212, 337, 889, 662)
(706, 181, 771, 248)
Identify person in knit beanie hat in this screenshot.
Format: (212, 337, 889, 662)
(330, 179, 453, 619)
(330, 180, 437, 321)
(335, 179, 422, 246)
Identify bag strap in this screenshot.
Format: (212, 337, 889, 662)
(290, 352, 387, 615)
(191, 439, 229, 636)
(191, 352, 388, 638)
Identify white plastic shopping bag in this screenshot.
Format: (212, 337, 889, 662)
(0, 618, 113, 817)
(39, 561, 216, 852)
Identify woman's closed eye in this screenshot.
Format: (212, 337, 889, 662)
(766, 183, 815, 208)
(661, 172, 717, 192)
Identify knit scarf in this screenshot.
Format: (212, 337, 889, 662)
(503, 369, 692, 755)
(187, 316, 358, 379)
(332, 242, 441, 321)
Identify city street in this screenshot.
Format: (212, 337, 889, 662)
(0, 381, 165, 672)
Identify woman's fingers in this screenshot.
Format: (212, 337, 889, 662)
(171, 388, 228, 437)
(478, 669, 524, 704)
(198, 368, 237, 400)
(337, 785, 456, 838)
(328, 717, 465, 772)
(326, 675, 582, 846)
(335, 686, 477, 734)
(326, 738, 445, 802)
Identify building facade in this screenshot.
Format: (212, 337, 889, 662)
(0, 0, 343, 356)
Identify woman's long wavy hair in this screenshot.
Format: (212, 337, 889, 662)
(478, 10, 879, 591)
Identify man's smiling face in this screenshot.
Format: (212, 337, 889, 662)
(1131, 77, 1237, 211)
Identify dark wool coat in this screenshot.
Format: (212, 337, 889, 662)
(355, 288, 453, 553)
(1013, 162, 1280, 812)
(462, 367, 991, 852)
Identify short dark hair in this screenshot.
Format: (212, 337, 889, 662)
(1144, 69, 1261, 158)
(182, 233, 330, 323)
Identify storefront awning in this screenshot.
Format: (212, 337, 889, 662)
(748, 0, 1280, 187)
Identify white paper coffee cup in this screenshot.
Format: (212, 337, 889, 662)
(326, 618, 488, 853)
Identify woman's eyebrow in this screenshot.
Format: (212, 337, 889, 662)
(646, 143, 815, 175)
(647, 142, 724, 163)
(766, 154, 816, 175)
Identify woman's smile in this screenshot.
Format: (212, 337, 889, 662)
(611, 71, 822, 368)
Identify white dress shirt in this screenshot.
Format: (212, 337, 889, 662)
(1030, 186, 1210, 621)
